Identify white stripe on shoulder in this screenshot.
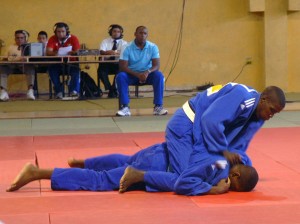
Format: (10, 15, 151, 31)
(245, 98, 255, 106)
(240, 97, 256, 110)
(239, 84, 258, 93)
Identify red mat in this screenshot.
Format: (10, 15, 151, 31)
(0, 129, 299, 224)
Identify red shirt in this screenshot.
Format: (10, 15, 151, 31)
(47, 34, 80, 59)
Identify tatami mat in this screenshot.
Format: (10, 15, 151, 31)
(0, 116, 171, 136)
(1, 110, 300, 137)
(0, 128, 299, 224)
(0, 213, 49, 224)
(0, 92, 300, 223)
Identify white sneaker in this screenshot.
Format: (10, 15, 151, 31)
(70, 91, 79, 100)
(27, 89, 35, 100)
(56, 92, 63, 99)
(0, 89, 9, 101)
(153, 106, 168, 116)
(116, 107, 131, 117)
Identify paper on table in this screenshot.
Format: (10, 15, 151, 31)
(58, 46, 72, 56)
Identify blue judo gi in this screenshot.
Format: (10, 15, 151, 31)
(51, 83, 260, 195)
(51, 143, 234, 195)
(165, 82, 264, 175)
(51, 143, 168, 191)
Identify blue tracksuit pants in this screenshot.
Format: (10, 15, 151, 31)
(116, 70, 164, 106)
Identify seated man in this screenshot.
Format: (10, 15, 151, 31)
(36, 31, 48, 72)
(116, 26, 168, 116)
(0, 30, 36, 101)
(46, 22, 80, 99)
(98, 24, 127, 98)
(6, 142, 258, 196)
(37, 30, 48, 53)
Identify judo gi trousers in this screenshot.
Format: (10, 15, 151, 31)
(51, 143, 175, 192)
(165, 108, 195, 175)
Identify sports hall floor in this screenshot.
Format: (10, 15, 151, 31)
(0, 90, 300, 224)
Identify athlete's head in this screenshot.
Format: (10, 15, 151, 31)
(228, 164, 259, 192)
(255, 86, 285, 121)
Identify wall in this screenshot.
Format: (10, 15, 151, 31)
(288, 9, 300, 92)
(0, 0, 299, 93)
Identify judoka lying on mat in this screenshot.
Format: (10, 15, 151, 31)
(7, 142, 258, 196)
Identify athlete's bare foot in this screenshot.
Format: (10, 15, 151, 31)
(119, 166, 145, 193)
(6, 163, 38, 192)
(68, 158, 85, 168)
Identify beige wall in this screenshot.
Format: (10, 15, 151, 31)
(0, 0, 299, 93)
(288, 8, 300, 92)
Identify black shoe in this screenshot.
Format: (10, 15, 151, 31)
(108, 90, 118, 98)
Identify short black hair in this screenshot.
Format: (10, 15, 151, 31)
(15, 30, 30, 39)
(38, 31, 48, 38)
(53, 22, 70, 35)
(135, 25, 147, 32)
(238, 165, 259, 192)
(262, 86, 286, 108)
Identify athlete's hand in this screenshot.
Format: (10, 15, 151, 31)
(208, 178, 230, 194)
(223, 150, 242, 166)
(216, 178, 230, 193)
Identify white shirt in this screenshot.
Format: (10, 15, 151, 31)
(99, 37, 127, 53)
